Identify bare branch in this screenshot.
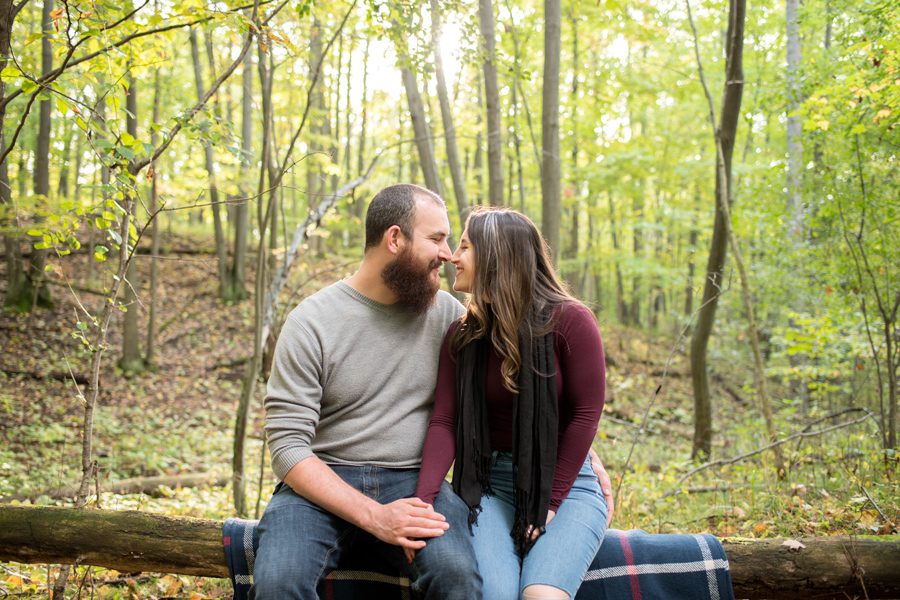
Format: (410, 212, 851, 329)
(662, 408, 877, 498)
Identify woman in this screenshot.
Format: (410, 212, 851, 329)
(415, 207, 607, 600)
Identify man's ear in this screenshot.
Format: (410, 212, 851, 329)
(384, 225, 404, 255)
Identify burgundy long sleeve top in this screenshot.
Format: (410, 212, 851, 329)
(415, 302, 605, 511)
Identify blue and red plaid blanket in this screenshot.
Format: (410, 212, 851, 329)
(223, 518, 735, 599)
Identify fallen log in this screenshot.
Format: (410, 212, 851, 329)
(1, 472, 229, 503)
(1, 505, 898, 599)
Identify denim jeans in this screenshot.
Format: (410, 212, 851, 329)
(471, 453, 607, 600)
(250, 465, 482, 600)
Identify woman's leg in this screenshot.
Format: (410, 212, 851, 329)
(471, 453, 522, 600)
(471, 492, 521, 600)
(520, 457, 608, 599)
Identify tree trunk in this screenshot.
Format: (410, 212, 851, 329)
(229, 27, 253, 303)
(145, 68, 162, 367)
(541, 0, 562, 263)
(56, 118, 73, 199)
(566, 11, 580, 263)
(398, 65, 443, 197)
(685, 217, 698, 317)
(608, 192, 627, 324)
(430, 0, 469, 223)
(689, 0, 746, 460)
(786, 0, 803, 237)
(354, 37, 370, 223)
(190, 28, 229, 300)
(473, 77, 484, 205)
(2, 506, 900, 600)
(630, 192, 644, 327)
(478, 0, 504, 206)
(120, 71, 143, 374)
(0, 0, 25, 312)
(305, 17, 324, 254)
(25, 0, 54, 310)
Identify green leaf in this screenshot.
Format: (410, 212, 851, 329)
(115, 146, 135, 160)
(55, 97, 68, 115)
(121, 132, 135, 146)
(0, 66, 20, 81)
(26, 229, 42, 236)
(21, 80, 37, 94)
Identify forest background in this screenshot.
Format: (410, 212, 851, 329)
(0, 0, 897, 597)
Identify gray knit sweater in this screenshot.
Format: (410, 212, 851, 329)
(264, 280, 464, 481)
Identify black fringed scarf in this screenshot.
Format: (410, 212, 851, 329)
(451, 326, 558, 558)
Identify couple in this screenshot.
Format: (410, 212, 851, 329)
(252, 184, 609, 600)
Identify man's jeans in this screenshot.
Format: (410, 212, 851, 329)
(250, 465, 482, 600)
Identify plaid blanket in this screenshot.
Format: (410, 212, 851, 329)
(223, 519, 734, 599)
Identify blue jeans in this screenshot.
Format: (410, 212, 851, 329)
(471, 453, 607, 600)
(251, 465, 482, 600)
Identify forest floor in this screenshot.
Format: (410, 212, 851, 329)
(0, 240, 896, 599)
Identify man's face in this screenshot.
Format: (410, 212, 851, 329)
(381, 198, 452, 313)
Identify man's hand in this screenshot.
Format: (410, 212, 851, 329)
(367, 497, 449, 553)
(588, 448, 614, 526)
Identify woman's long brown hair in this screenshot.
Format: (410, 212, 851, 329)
(450, 207, 575, 392)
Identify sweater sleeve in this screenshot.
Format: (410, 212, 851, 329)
(264, 313, 324, 481)
(549, 303, 605, 510)
(415, 325, 459, 505)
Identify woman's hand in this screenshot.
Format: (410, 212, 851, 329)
(527, 509, 556, 542)
(589, 448, 614, 526)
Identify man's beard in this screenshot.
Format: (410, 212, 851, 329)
(382, 246, 442, 315)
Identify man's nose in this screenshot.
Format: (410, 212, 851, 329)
(438, 240, 452, 262)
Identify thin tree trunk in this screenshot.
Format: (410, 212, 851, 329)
(190, 28, 229, 299)
(230, 24, 253, 303)
(478, 0, 504, 206)
(234, 31, 274, 518)
(28, 0, 53, 310)
(57, 119, 73, 199)
(541, 0, 562, 263)
(398, 65, 443, 197)
(354, 37, 369, 222)
(687, 0, 747, 461)
(566, 11, 580, 263)
(786, 0, 803, 237)
(145, 68, 162, 367)
(685, 202, 699, 317)
(608, 192, 627, 324)
(120, 70, 143, 374)
(430, 0, 469, 222)
(0, 0, 25, 312)
(473, 77, 484, 204)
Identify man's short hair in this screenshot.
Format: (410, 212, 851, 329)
(364, 184, 445, 250)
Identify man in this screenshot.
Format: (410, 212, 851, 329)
(252, 184, 481, 599)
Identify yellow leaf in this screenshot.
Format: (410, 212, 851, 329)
(873, 107, 891, 122)
(817, 119, 830, 131)
(163, 574, 183, 596)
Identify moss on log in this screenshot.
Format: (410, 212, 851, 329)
(0, 505, 226, 577)
(2, 505, 898, 598)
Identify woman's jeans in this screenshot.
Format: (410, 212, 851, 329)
(251, 465, 482, 600)
(471, 453, 608, 600)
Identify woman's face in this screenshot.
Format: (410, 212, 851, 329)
(451, 228, 476, 293)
